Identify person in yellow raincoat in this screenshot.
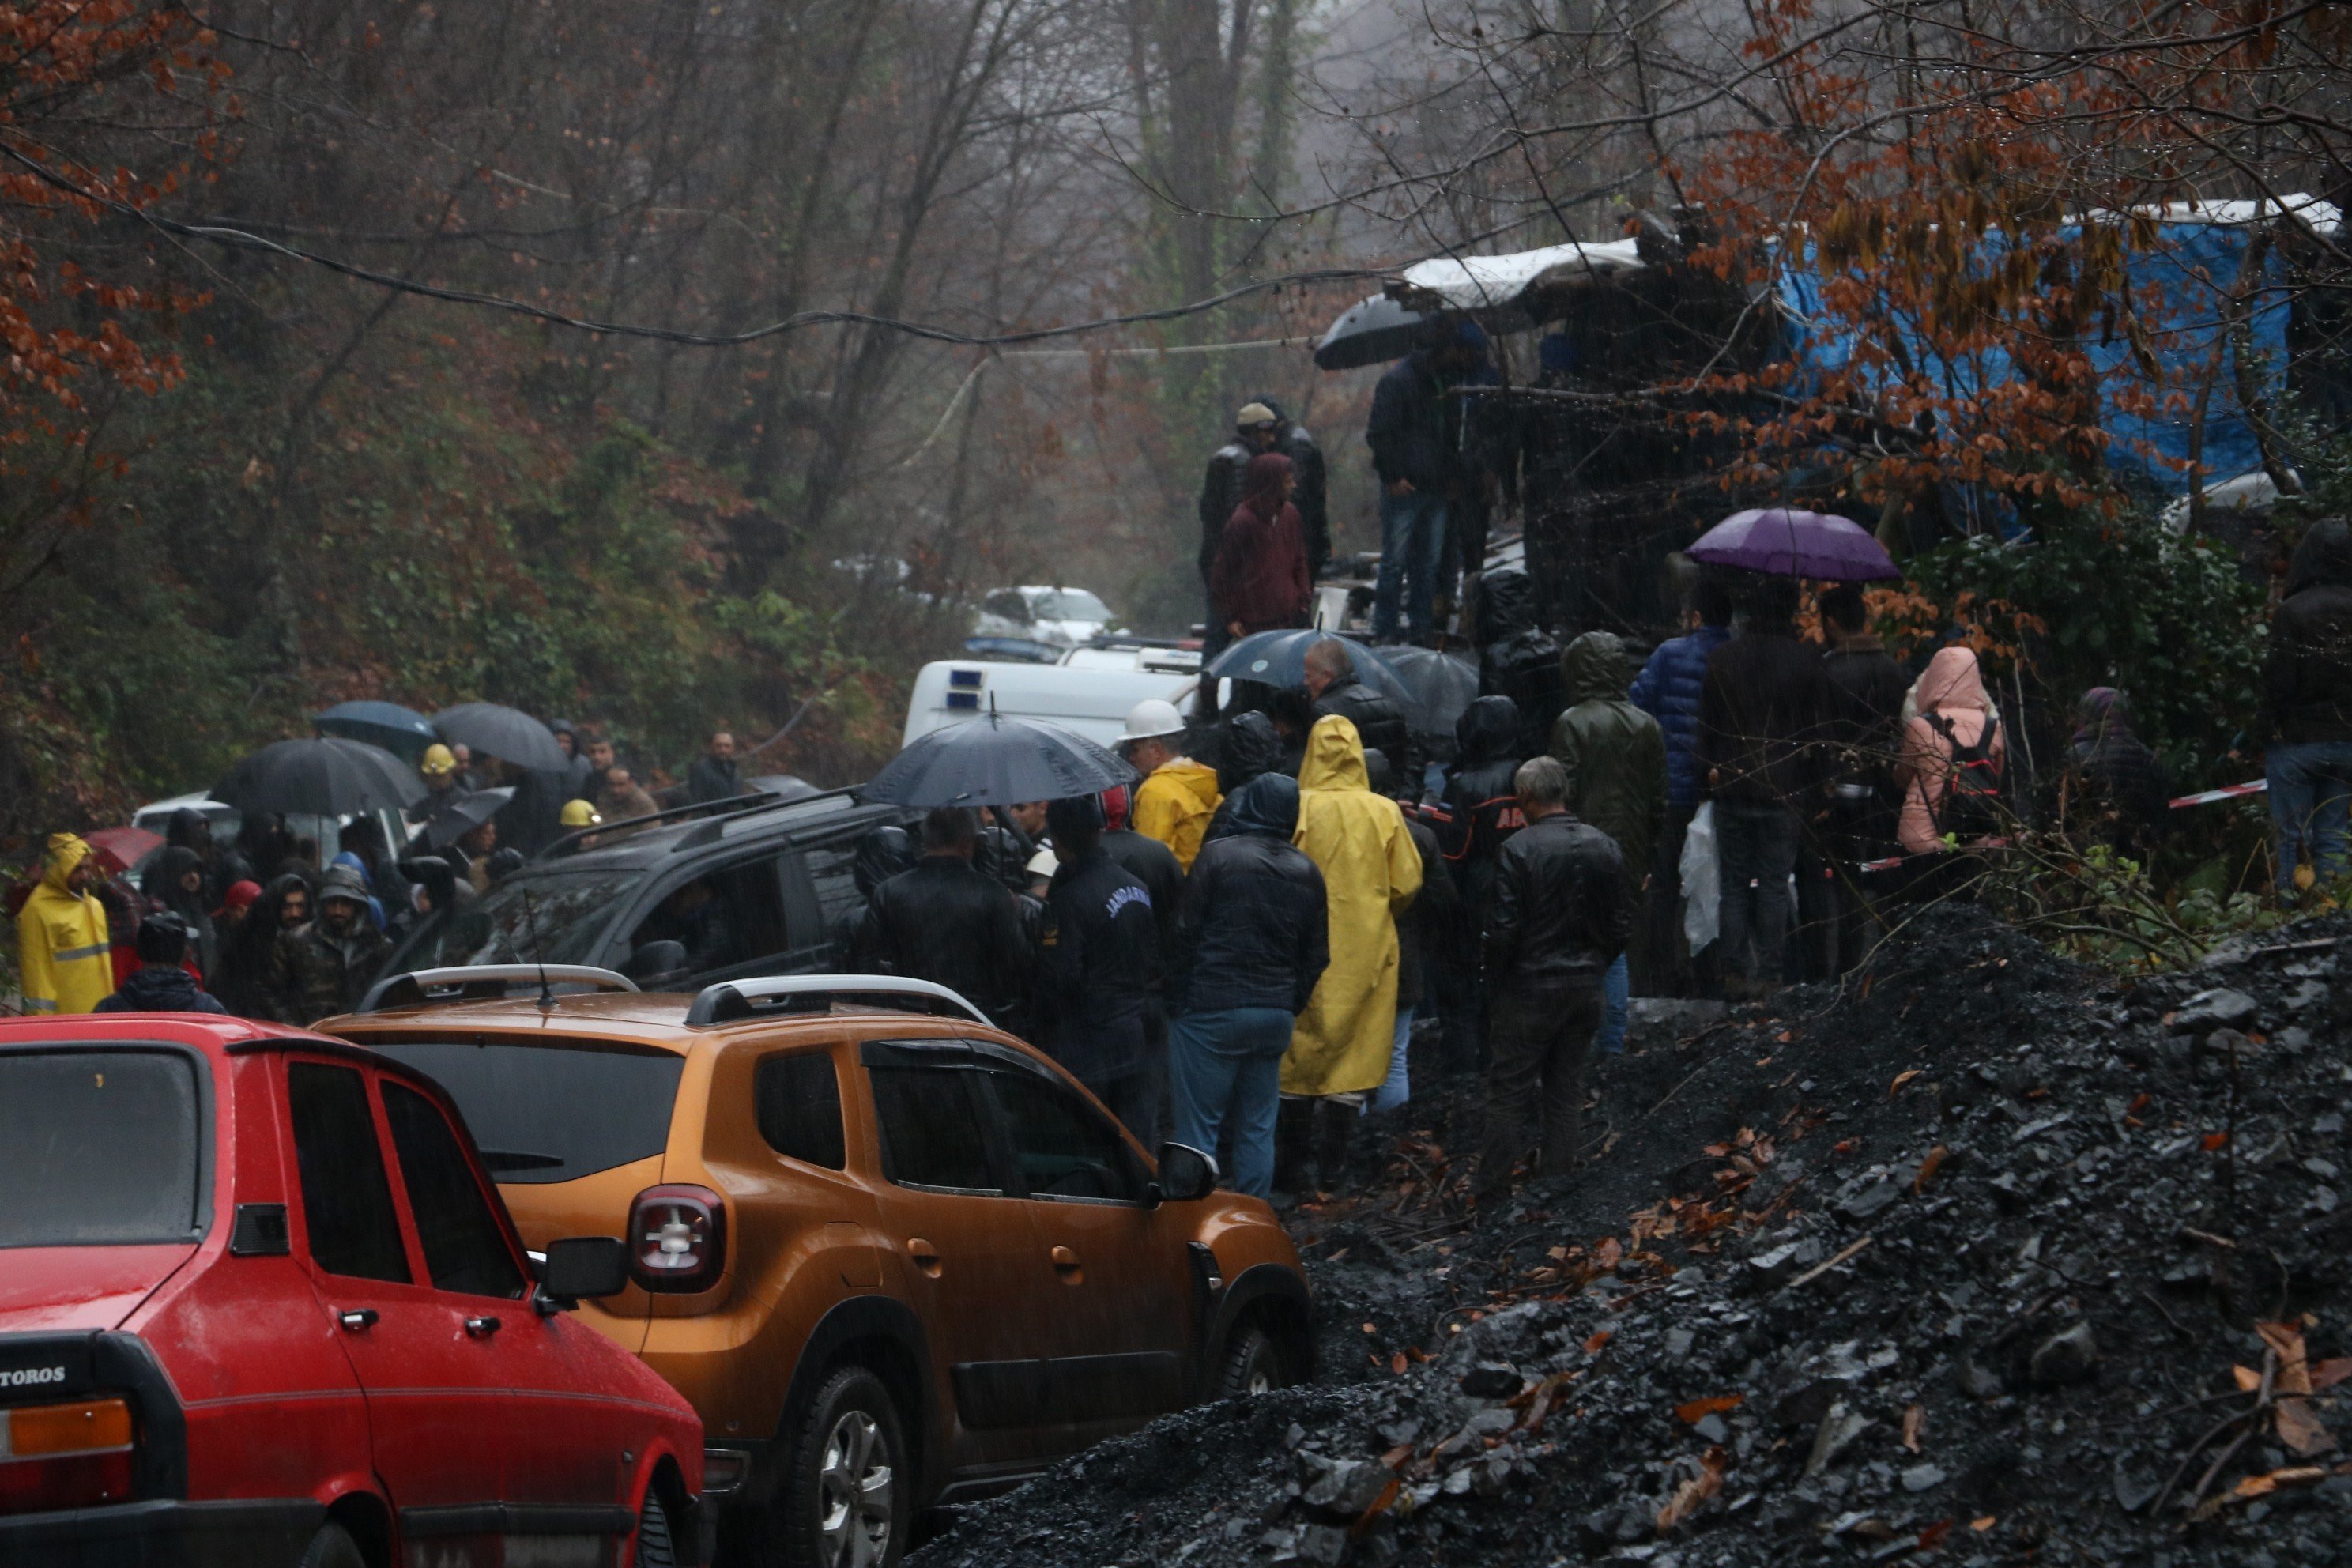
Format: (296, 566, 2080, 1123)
(17, 833, 115, 1014)
(1122, 698, 1223, 872)
(1278, 714, 1421, 1193)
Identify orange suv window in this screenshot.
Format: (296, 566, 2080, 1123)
(365, 1038, 683, 1184)
(979, 1069, 1145, 1204)
(868, 1064, 998, 1193)
(754, 1053, 845, 1170)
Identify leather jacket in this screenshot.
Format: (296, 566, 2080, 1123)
(1482, 812, 1628, 992)
(863, 857, 1034, 1029)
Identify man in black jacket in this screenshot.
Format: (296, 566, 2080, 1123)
(1035, 795, 1162, 1135)
(686, 729, 742, 805)
(1430, 695, 1523, 1072)
(2266, 518, 2352, 896)
(1366, 327, 1479, 640)
(1304, 639, 1412, 778)
(1698, 575, 1830, 998)
(864, 808, 1033, 1031)
(95, 915, 228, 1016)
(1810, 582, 1909, 977)
(1170, 775, 1329, 1197)
(1102, 784, 1185, 1139)
(1477, 756, 1627, 1203)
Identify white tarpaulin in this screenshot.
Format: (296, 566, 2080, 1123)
(1392, 238, 1645, 318)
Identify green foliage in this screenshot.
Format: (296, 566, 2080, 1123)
(1904, 509, 2265, 786)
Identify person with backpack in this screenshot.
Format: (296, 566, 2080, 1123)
(1895, 645, 2007, 883)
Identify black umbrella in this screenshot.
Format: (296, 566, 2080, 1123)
(432, 703, 569, 772)
(1381, 646, 1480, 739)
(420, 787, 516, 850)
(213, 738, 425, 818)
(315, 699, 438, 761)
(1206, 629, 1413, 706)
(862, 714, 1137, 808)
(1314, 294, 1436, 371)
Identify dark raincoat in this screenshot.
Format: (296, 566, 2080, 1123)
(1212, 453, 1311, 635)
(1549, 631, 1668, 896)
(2267, 518, 2352, 744)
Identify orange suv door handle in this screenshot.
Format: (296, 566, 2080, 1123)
(1050, 1246, 1082, 1280)
(906, 1238, 943, 1278)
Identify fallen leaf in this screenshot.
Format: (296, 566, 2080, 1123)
(2203, 1132, 2231, 1152)
(1913, 1146, 1948, 1194)
(2312, 1357, 2352, 1390)
(2260, 1321, 2313, 1393)
(1654, 1447, 1728, 1532)
(1890, 1069, 1922, 1097)
(1675, 1394, 1745, 1424)
(1547, 1244, 1569, 1261)
(2128, 1091, 2151, 1114)
(2233, 1365, 2263, 1393)
(1350, 1476, 1401, 1535)
(1917, 1519, 1954, 1551)
(1902, 1404, 1925, 1453)
(1775, 1030, 1792, 1044)
(1362, 1321, 1377, 1334)
(1390, 1351, 1408, 1375)
(1378, 1443, 1412, 1469)
(1583, 1329, 1613, 1354)
(2278, 1397, 2337, 1458)
(1834, 1137, 1860, 1155)
(1593, 1237, 1623, 1270)
(1971, 1517, 1997, 1532)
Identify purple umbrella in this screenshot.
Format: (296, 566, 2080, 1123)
(1687, 508, 1899, 582)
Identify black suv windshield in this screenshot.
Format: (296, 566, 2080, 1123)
(365, 1038, 684, 1184)
(401, 867, 634, 971)
(2, 1050, 205, 1246)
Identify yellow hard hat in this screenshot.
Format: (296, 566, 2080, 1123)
(560, 799, 602, 828)
(420, 743, 458, 776)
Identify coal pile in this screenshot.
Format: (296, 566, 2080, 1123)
(915, 906, 2352, 1568)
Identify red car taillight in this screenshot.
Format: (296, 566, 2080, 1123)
(0, 1396, 135, 1514)
(628, 1184, 726, 1293)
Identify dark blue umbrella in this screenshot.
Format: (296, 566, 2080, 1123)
(1206, 630, 1412, 705)
(433, 702, 569, 772)
(316, 700, 438, 761)
(862, 714, 1136, 808)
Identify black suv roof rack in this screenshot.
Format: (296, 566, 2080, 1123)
(538, 784, 865, 861)
(354, 964, 639, 1014)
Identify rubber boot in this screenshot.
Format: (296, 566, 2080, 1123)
(1272, 1099, 1314, 1203)
(1314, 1099, 1355, 1195)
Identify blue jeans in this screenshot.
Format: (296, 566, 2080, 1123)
(1596, 954, 1629, 1055)
(1370, 1007, 1413, 1112)
(2268, 740, 2352, 895)
(1373, 488, 1449, 639)
(1168, 1007, 1295, 1199)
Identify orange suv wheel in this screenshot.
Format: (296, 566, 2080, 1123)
(767, 1366, 908, 1568)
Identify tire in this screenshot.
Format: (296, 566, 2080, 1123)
(769, 1365, 909, 1568)
(296, 1521, 366, 1568)
(634, 1486, 680, 1568)
(1216, 1322, 1287, 1400)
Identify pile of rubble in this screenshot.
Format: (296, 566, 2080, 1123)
(916, 906, 2352, 1568)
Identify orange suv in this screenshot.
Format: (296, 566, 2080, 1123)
(319, 967, 1313, 1567)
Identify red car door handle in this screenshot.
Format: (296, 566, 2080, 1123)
(906, 1239, 943, 1278)
(337, 1309, 379, 1332)
(465, 1316, 502, 1338)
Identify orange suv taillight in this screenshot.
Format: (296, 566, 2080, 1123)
(0, 1396, 134, 1513)
(628, 1184, 726, 1293)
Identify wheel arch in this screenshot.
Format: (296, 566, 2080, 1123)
(325, 1488, 394, 1568)
(1205, 1263, 1317, 1392)
(771, 1295, 939, 1504)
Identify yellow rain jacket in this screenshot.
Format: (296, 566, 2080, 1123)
(1283, 717, 1422, 1096)
(1133, 758, 1222, 873)
(17, 833, 114, 1015)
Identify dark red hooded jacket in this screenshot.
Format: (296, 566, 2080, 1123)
(1211, 452, 1310, 634)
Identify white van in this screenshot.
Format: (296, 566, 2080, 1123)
(903, 657, 1202, 748)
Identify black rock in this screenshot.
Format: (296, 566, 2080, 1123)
(2030, 1322, 2100, 1386)
(1459, 1360, 1521, 1398)
(2169, 988, 2258, 1034)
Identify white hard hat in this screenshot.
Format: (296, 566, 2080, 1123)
(1025, 847, 1059, 880)
(1121, 699, 1186, 743)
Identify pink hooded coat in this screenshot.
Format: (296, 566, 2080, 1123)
(1895, 646, 2006, 854)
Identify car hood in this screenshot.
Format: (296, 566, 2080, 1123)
(0, 1245, 197, 1335)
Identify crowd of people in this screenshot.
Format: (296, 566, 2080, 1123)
(12, 720, 762, 1026)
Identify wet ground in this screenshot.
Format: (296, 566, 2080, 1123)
(916, 905, 2352, 1567)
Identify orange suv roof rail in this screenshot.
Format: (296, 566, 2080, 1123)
(356, 964, 640, 1014)
(684, 974, 989, 1028)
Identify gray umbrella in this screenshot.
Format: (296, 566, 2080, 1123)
(862, 714, 1137, 808)
(420, 787, 516, 850)
(1205, 630, 1413, 706)
(432, 703, 569, 772)
(1381, 646, 1480, 739)
(213, 738, 424, 818)
(1314, 294, 1435, 371)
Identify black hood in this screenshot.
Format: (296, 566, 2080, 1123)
(1455, 695, 1523, 763)
(1476, 570, 1537, 643)
(854, 826, 920, 897)
(1218, 711, 1284, 796)
(2286, 518, 2352, 596)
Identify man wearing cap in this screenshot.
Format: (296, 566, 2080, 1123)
(96, 914, 226, 1015)
(408, 743, 462, 827)
(266, 862, 393, 1025)
(1121, 699, 1222, 873)
(17, 833, 115, 1014)
(1198, 402, 1285, 628)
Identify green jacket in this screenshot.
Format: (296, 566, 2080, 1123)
(1549, 631, 1668, 886)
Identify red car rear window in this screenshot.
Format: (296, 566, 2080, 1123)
(0, 1050, 203, 1247)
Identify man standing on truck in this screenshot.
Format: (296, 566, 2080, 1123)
(1198, 403, 1283, 642)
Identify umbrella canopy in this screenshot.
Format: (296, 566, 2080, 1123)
(1206, 630, 1413, 707)
(1381, 646, 1480, 738)
(432, 702, 569, 771)
(85, 827, 164, 878)
(1314, 294, 1436, 371)
(213, 737, 425, 818)
(1686, 508, 1899, 582)
(420, 787, 515, 850)
(315, 699, 438, 761)
(861, 714, 1136, 809)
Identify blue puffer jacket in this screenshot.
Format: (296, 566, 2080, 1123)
(1629, 624, 1732, 806)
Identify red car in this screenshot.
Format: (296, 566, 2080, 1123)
(0, 1014, 710, 1568)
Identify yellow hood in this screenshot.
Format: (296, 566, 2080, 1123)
(1298, 715, 1368, 793)
(1152, 757, 1223, 810)
(42, 833, 93, 895)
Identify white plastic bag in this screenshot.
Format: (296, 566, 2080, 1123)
(1680, 801, 1721, 954)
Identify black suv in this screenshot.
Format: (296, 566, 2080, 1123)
(376, 789, 917, 993)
